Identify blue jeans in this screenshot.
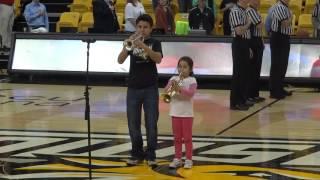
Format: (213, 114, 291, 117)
(127, 85, 159, 161)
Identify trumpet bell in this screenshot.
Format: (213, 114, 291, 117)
(161, 93, 171, 103)
(124, 40, 134, 51)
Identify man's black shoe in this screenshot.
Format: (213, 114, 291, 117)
(230, 104, 249, 111)
(245, 100, 254, 106)
(283, 90, 292, 96)
(253, 97, 266, 103)
(270, 94, 285, 99)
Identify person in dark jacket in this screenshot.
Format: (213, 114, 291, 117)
(92, 0, 119, 33)
(188, 0, 215, 35)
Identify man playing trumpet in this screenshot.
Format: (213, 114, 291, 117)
(117, 14, 163, 167)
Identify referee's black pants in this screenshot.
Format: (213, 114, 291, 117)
(230, 37, 250, 107)
(270, 32, 290, 97)
(248, 37, 264, 98)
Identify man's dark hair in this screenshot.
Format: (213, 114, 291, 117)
(136, 14, 153, 27)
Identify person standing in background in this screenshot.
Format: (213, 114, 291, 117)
(189, 0, 215, 35)
(220, 0, 237, 35)
(229, 0, 252, 110)
(246, 0, 265, 103)
(24, 0, 49, 33)
(124, 0, 145, 33)
(92, 0, 119, 33)
(312, 0, 320, 38)
(269, 0, 293, 99)
(155, 0, 175, 34)
(0, 0, 14, 52)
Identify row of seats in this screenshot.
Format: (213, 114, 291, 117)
(56, 11, 151, 33)
(56, 11, 314, 36)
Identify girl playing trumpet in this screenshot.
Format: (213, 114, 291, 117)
(164, 56, 197, 169)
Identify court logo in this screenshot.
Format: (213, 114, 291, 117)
(0, 89, 84, 106)
(1, 130, 320, 179)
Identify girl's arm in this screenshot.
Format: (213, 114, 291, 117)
(179, 83, 197, 97)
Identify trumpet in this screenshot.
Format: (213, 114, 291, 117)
(123, 33, 144, 51)
(161, 73, 184, 103)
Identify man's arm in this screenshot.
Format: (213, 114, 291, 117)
(142, 46, 162, 63)
(117, 47, 129, 64)
(24, 5, 39, 23)
(231, 11, 251, 35)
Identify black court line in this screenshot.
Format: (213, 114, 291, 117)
(216, 98, 281, 136)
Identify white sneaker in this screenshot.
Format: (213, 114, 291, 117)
(184, 159, 193, 169)
(169, 158, 182, 168)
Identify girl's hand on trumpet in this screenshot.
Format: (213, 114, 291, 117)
(171, 80, 181, 93)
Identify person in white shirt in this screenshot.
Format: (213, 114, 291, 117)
(124, 0, 145, 32)
(163, 56, 197, 169)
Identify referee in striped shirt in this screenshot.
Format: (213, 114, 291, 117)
(246, 0, 265, 103)
(312, 0, 320, 38)
(229, 0, 252, 110)
(269, 0, 293, 99)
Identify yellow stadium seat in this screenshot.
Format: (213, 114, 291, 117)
(215, 0, 222, 9)
(260, 13, 267, 36)
(170, 1, 179, 15)
(149, 13, 155, 26)
(259, 0, 273, 14)
(116, 1, 126, 14)
(289, 0, 302, 19)
(56, 12, 81, 32)
(174, 13, 189, 23)
(214, 12, 223, 35)
(78, 12, 93, 33)
(291, 14, 297, 34)
(141, 0, 153, 9)
(14, 0, 21, 17)
(304, 0, 316, 14)
(297, 13, 313, 35)
(68, 0, 92, 14)
(117, 13, 124, 31)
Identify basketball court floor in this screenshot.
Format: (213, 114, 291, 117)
(1, 82, 320, 179)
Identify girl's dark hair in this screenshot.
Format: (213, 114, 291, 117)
(178, 56, 194, 76)
(136, 14, 154, 27)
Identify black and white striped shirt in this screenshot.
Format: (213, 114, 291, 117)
(271, 0, 293, 35)
(246, 6, 262, 37)
(312, 3, 320, 19)
(229, 4, 251, 39)
(313, 3, 320, 30)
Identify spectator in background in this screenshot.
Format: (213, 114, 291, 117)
(24, 0, 49, 33)
(92, 0, 119, 33)
(0, 0, 14, 51)
(192, 0, 216, 17)
(178, 0, 192, 12)
(220, 0, 236, 35)
(189, 0, 215, 35)
(312, 0, 320, 38)
(125, 0, 145, 33)
(155, 0, 175, 34)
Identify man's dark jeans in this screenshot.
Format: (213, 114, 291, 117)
(127, 85, 159, 161)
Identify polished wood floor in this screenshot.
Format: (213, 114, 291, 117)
(1, 82, 320, 179)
